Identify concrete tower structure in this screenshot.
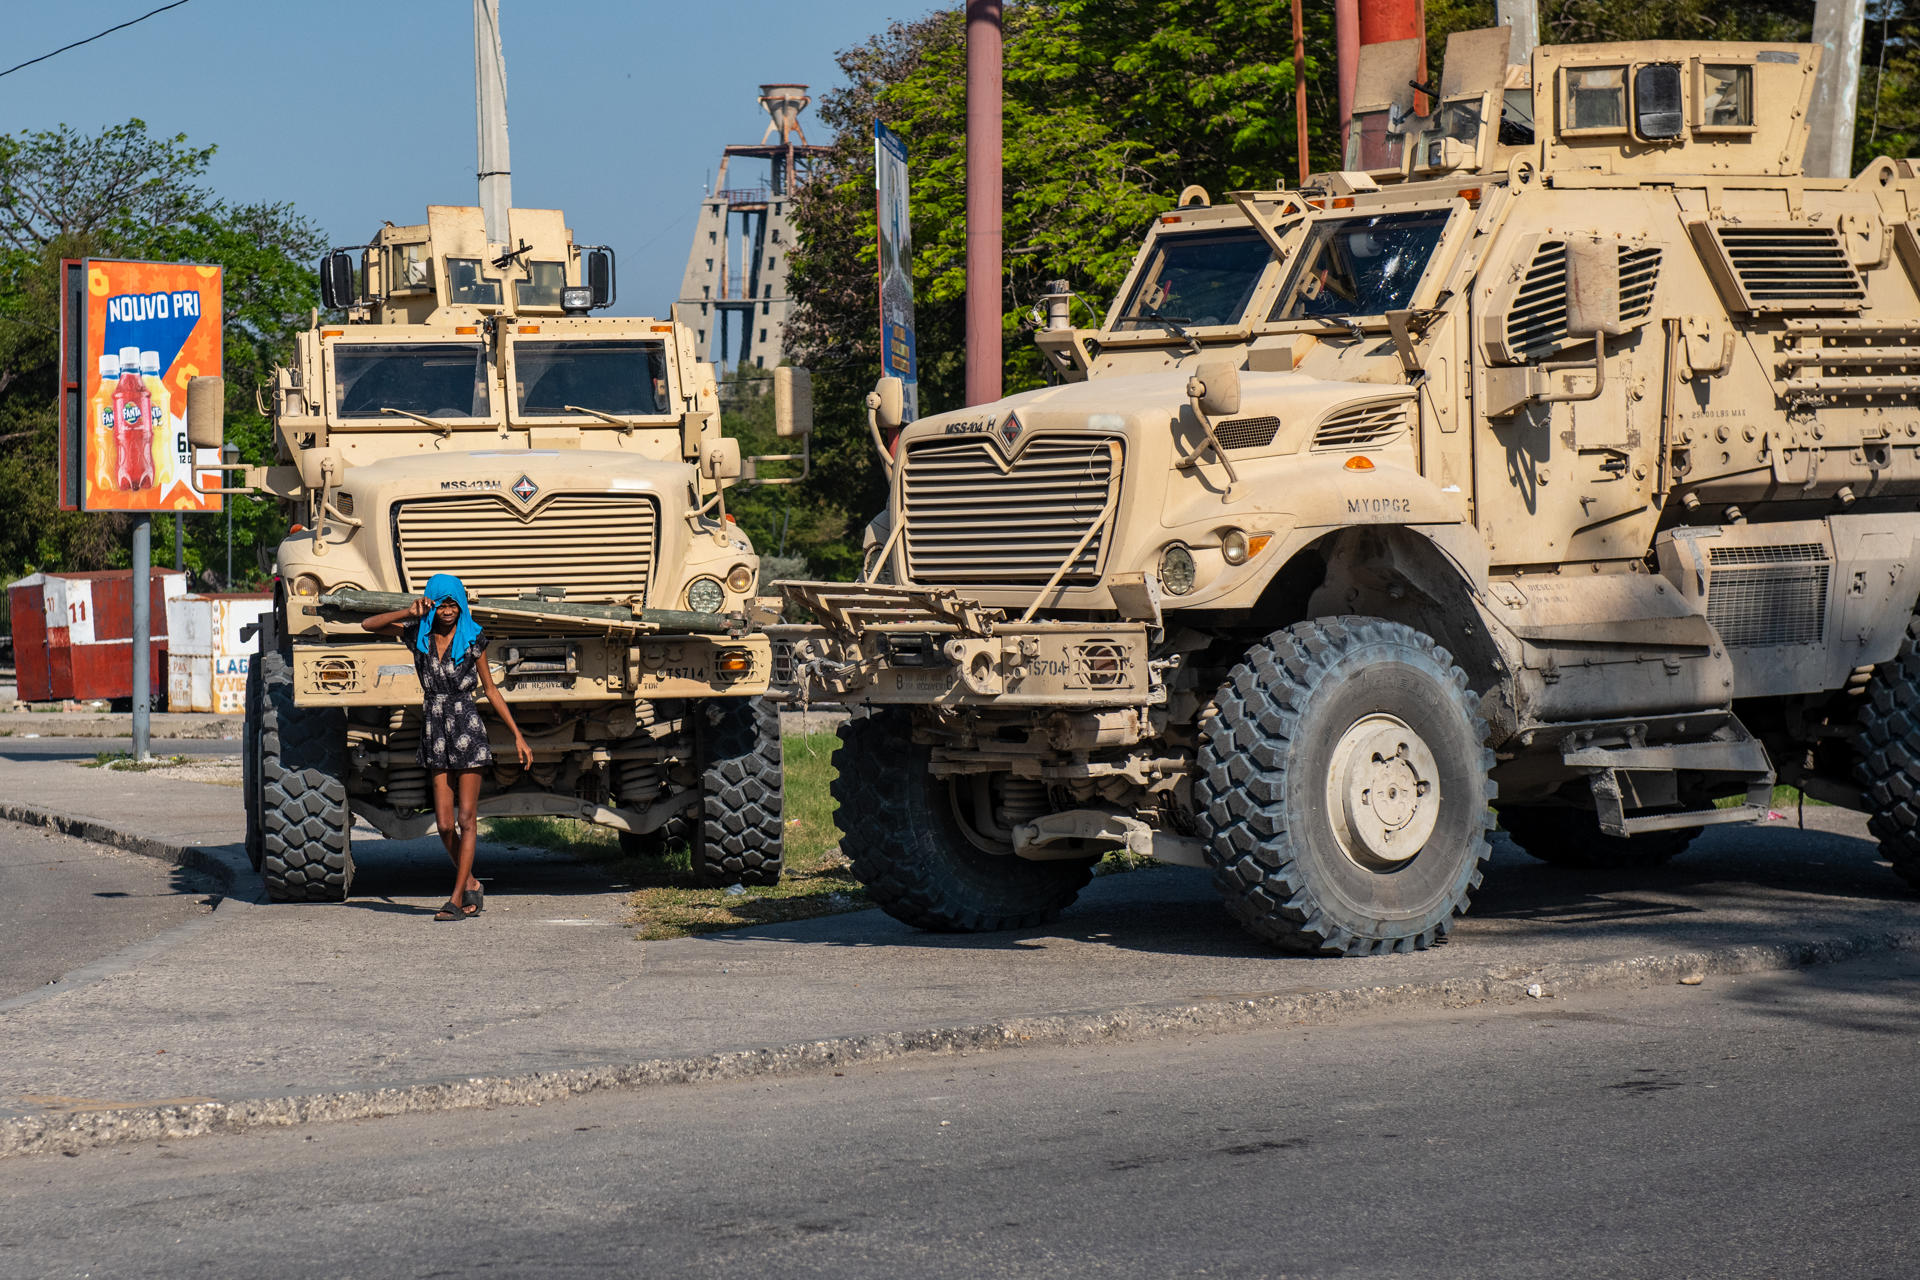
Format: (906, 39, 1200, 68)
(677, 84, 830, 370)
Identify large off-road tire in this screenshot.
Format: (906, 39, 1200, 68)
(256, 649, 355, 902)
(618, 815, 687, 861)
(1497, 807, 1699, 869)
(1855, 613, 1920, 892)
(689, 698, 784, 886)
(1196, 618, 1495, 957)
(242, 649, 265, 872)
(832, 708, 1095, 931)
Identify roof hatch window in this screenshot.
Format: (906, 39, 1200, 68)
(1564, 66, 1628, 133)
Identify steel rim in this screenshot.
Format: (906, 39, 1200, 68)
(1324, 712, 1441, 870)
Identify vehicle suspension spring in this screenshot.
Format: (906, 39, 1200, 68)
(997, 776, 1050, 827)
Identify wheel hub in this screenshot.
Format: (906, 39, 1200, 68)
(1326, 713, 1441, 869)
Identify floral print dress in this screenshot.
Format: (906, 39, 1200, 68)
(405, 623, 494, 771)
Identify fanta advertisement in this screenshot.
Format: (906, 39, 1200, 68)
(79, 259, 223, 513)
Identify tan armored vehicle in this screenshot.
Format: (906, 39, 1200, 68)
(780, 31, 1920, 955)
(187, 204, 808, 901)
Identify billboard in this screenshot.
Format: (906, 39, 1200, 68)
(59, 258, 223, 513)
(874, 121, 919, 422)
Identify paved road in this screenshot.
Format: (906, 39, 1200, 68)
(4, 953, 1914, 1278)
(0, 824, 217, 1002)
(0, 737, 238, 761)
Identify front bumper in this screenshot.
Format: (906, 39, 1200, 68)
(292, 633, 772, 706)
(770, 581, 1154, 708)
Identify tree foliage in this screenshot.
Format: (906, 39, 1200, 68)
(0, 119, 323, 591)
(781, 0, 1920, 575)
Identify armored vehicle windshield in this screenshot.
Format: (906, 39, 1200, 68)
(510, 338, 670, 418)
(1115, 227, 1271, 329)
(333, 342, 490, 419)
(1271, 209, 1450, 321)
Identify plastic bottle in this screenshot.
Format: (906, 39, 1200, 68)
(112, 344, 153, 490)
(140, 350, 171, 489)
(91, 354, 120, 491)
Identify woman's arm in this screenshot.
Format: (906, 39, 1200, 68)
(475, 652, 534, 768)
(362, 597, 430, 637)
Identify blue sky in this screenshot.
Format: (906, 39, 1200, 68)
(0, 0, 933, 314)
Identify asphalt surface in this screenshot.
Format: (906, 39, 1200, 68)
(3, 951, 1914, 1278)
(0, 737, 238, 761)
(0, 824, 218, 1001)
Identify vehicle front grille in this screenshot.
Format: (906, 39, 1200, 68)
(392, 494, 658, 605)
(901, 436, 1120, 586)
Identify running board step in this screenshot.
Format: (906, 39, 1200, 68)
(1563, 722, 1775, 838)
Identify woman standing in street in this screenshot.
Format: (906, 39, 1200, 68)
(362, 574, 533, 920)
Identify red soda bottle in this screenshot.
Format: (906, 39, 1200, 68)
(112, 344, 154, 490)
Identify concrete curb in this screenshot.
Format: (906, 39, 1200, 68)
(5, 927, 1915, 1160)
(0, 803, 250, 896)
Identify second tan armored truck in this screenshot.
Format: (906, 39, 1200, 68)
(779, 31, 1920, 955)
(189, 205, 805, 902)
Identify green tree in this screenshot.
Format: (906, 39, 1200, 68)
(0, 118, 323, 592)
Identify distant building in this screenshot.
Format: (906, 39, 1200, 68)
(677, 84, 830, 370)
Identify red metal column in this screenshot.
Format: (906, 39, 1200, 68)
(1336, 0, 1360, 141)
(965, 0, 1003, 407)
(1292, 0, 1309, 184)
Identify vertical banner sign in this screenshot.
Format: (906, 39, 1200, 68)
(58, 259, 223, 513)
(874, 121, 919, 422)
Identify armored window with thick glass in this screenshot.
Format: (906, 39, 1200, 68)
(1115, 229, 1272, 330)
(446, 258, 502, 305)
(1270, 211, 1451, 322)
(515, 261, 566, 307)
(1699, 64, 1753, 130)
(333, 344, 489, 419)
(1565, 66, 1627, 132)
(1346, 108, 1408, 172)
(513, 340, 670, 418)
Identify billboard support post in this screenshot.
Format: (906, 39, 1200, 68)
(131, 515, 151, 761)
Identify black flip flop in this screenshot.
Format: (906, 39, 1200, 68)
(434, 899, 477, 921)
(466, 885, 485, 914)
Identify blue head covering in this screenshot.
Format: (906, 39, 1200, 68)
(418, 573, 484, 660)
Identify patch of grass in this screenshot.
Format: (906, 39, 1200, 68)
(82, 750, 190, 772)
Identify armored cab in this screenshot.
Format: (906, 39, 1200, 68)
(198, 205, 805, 901)
(779, 32, 1920, 956)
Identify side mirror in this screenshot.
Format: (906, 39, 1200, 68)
(1186, 360, 1241, 417)
(1564, 239, 1625, 338)
(587, 247, 616, 308)
(185, 376, 225, 449)
(701, 438, 743, 481)
(1634, 64, 1685, 140)
(319, 251, 354, 310)
(774, 366, 813, 439)
(867, 376, 905, 432)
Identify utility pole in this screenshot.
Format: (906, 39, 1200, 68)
(1496, 0, 1537, 63)
(131, 515, 151, 760)
(1292, 0, 1310, 185)
(1336, 0, 1360, 143)
(965, 0, 1003, 407)
(1807, 0, 1866, 180)
(474, 0, 512, 248)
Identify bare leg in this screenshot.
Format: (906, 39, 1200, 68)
(452, 769, 483, 907)
(430, 769, 458, 865)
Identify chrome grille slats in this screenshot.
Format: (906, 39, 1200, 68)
(901, 435, 1118, 585)
(393, 494, 658, 604)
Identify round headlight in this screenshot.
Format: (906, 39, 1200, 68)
(1221, 529, 1249, 566)
(1159, 544, 1196, 595)
(686, 576, 726, 613)
(291, 573, 323, 598)
(726, 564, 756, 594)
